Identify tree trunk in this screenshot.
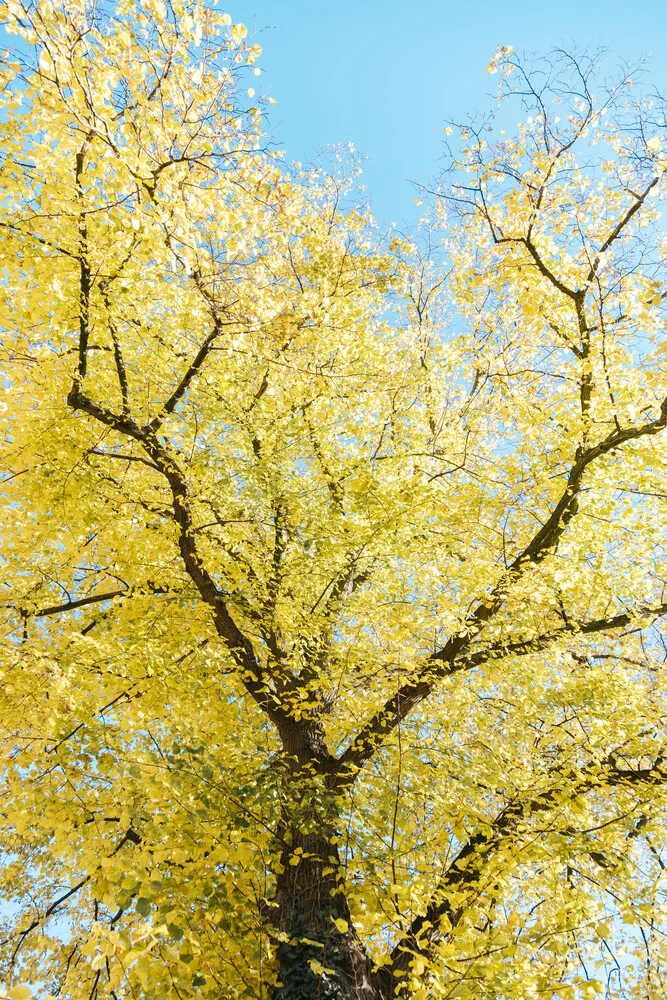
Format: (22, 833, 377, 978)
(265, 714, 385, 998)
(270, 827, 378, 1000)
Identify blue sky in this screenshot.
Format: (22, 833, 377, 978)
(242, 0, 667, 226)
(2, 0, 666, 224)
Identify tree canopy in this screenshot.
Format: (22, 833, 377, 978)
(2, 5, 667, 999)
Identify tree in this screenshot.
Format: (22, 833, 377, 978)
(2, 1, 667, 993)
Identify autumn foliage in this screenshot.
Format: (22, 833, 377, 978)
(2, 4, 667, 999)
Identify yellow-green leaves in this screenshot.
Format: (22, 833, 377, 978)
(2, 21, 667, 1000)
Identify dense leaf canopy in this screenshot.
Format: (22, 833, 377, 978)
(2, 5, 667, 999)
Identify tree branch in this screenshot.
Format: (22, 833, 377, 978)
(66, 387, 315, 759)
(6, 875, 91, 967)
(87, 448, 160, 472)
(145, 317, 234, 433)
(73, 135, 94, 382)
(456, 602, 667, 670)
(3, 827, 142, 965)
(336, 404, 667, 782)
(30, 589, 128, 618)
(586, 174, 662, 285)
(374, 752, 667, 994)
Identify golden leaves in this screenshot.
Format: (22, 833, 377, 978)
(2, 19, 667, 1000)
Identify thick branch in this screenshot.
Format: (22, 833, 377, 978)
(457, 602, 667, 670)
(108, 316, 131, 415)
(586, 174, 662, 284)
(21, 581, 180, 620)
(514, 233, 578, 300)
(336, 403, 667, 782)
(6, 875, 90, 966)
(75, 140, 92, 381)
(375, 753, 667, 994)
(66, 388, 319, 761)
(508, 400, 667, 568)
(30, 589, 127, 618)
(88, 448, 160, 472)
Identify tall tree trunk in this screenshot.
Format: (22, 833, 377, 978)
(270, 827, 378, 1000)
(267, 712, 379, 999)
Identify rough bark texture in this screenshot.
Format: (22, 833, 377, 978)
(268, 714, 379, 1000)
(271, 830, 377, 1000)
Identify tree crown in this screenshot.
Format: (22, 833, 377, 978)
(2, 8, 667, 1000)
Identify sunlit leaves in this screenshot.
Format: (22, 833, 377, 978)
(2, 15, 667, 1000)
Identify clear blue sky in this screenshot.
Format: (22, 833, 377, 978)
(241, 0, 667, 226)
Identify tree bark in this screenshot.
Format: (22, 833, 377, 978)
(267, 715, 379, 1000)
(270, 828, 378, 1000)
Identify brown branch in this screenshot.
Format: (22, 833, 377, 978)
(507, 400, 667, 569)
(374, 753, 667, 995)
(87, 448, 160, 472)
(456, 602, 667, 670)
(17, 581, 177, 620)
(336, 403, 667, 782)
(74, 136, 93, 382)
(4, 826, 142, 965)
(100, 291, 131, 415)
(145, 317, 234, 433)
(515, 233, 579, 300)
(7, 875, 91, 966)
(586, 175, 662, 284)
(66, 387, 315, 760)
(267, 499, 289, 611)
(31, 589, 128, 618)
